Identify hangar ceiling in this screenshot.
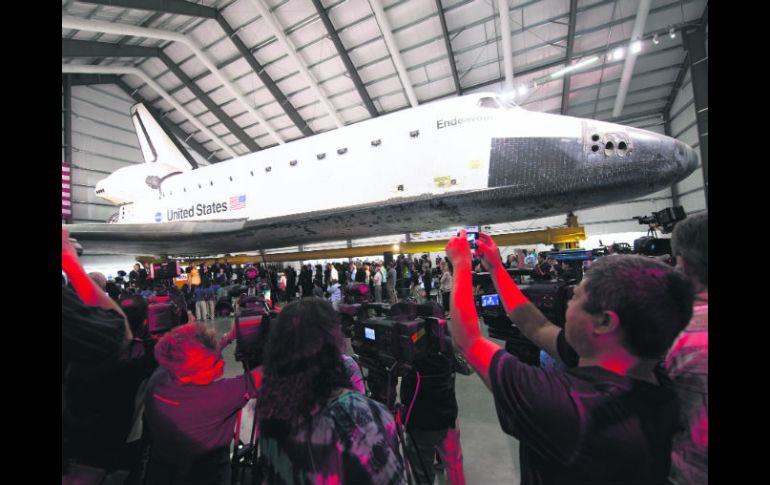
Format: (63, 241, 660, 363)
(62, 0, 708, 165)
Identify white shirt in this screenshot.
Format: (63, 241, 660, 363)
(327, 283, 342, 303)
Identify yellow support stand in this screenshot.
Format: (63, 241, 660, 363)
(173, 224, 586, 266)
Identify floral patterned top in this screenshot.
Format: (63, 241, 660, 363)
(260, 390, 405, 484)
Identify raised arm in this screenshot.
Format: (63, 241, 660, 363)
(475, 233, 562, 360)
(446, 230, 502, 389)
(62, 229, 132, 342)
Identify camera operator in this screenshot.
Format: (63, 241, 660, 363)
(445, 230, 694, 484)
(533, 254, 554, 281)
(387, 262, 398, 304)
(144, 321, 262, 485)
(255, 298, 405, 484)
(400, 323, 472, 485)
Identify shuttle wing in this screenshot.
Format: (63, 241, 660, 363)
(66, 184, 593, 257)
(68, 189, 486, 256)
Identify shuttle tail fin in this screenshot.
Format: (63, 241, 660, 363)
(130, 103, 198, 171)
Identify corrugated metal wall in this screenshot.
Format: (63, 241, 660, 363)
(669, 58, 707, 215)
(67, 84, 142, 223)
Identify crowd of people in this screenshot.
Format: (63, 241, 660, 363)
(63, 211, 707, 485)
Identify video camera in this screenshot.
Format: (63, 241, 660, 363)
(474, 270, 575, 366)
(634, 206, 687, 234)
(233, 293, 278, 369)
(633, 236, 672, 257)
(337, 301, 389, 338)
(351, 302, 448, 376)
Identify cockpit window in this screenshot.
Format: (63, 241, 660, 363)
(478, 96, 501, 109)
(478, 96, 518, 109)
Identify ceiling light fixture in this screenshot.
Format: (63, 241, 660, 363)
(630, 40, 642, 54)
(518, 85, 528, 96)
(669, 27, 676, 39)
(549, 56, 600, 79)
(652, 33, 660, 45)
(613, 47, 625, 61)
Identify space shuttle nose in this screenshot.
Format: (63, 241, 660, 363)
(685, 143, 699, 174)
(675, 140, 699, 178)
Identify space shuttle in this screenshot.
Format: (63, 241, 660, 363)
(66, 92, 698, 256)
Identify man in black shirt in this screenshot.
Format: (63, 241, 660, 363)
(445, 230, 694, 485)
(62, 229, 132, 479)
(128, 263, 147, 285)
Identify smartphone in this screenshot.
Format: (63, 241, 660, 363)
(481, 294, 499, 307)
(466, 232, 479, 250)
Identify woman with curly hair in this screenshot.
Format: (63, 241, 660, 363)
(256, 298, 406, 484)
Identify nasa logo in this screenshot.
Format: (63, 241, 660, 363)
(154, 212, 162, 222)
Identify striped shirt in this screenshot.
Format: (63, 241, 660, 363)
(666, 292, 708, 485)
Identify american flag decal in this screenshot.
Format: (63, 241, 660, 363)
(62, 162, 71, 219)
(229, 195, 246, 210)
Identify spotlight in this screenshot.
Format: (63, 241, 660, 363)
(652, 33, 660, 45)
(613, 47, 625, 61)
(517, 85, 528, 96)
(630, 41, 642, 54)
(669, 27, 676, 39)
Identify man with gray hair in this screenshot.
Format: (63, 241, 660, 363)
(666, 212, 708, 485)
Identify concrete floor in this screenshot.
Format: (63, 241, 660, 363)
(208, 314, 521, 485)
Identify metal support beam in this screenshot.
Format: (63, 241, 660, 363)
(560, 0, 578, 115)
(683, 27, 708, 208)
(248, 0, 343, 128)
(497, 0, 514, 92)
(465, 16, 698, 94)
(369, 0, 419, 107)
(612, 0, 652, 117)
(158, 52, 261, 152)
(67, 73, 120, 86)
(310, 0, 378, 117)
(63, 38, 158, 58)
(63, 16, 282, 147)
(215, 12, 314, 138)
(115, 78, 220, 164)
(662, 52, 690, 119)
(78, 0, 217, 18)
(64, 39, 259, 153)
(435, 0, 461, 95)
(118, 11, 163, 47)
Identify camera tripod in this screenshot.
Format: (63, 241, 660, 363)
(230, 314, 267, 485)
(230, 404, 260, 485)
(361, 360, 434, 485)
